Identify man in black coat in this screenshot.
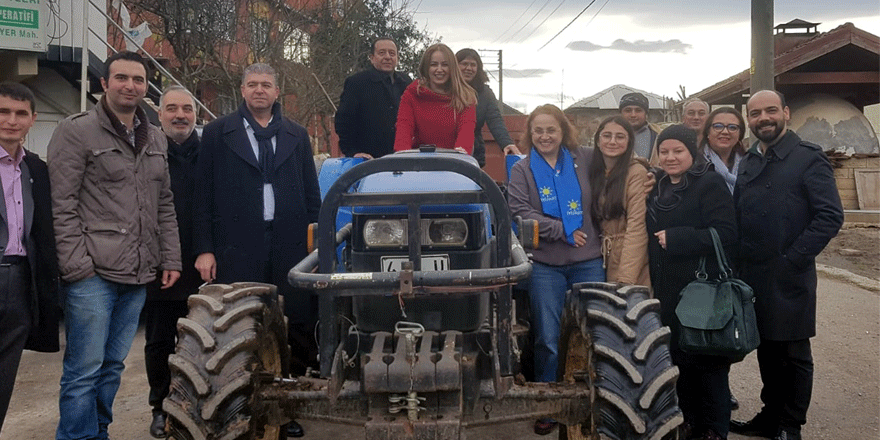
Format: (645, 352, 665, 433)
(0, 82, 59, 430)
(193, 63, 321, 438)
(731, 90, 843, 440)
(335, 37, 412, 159)
(143, 86, 202, 438)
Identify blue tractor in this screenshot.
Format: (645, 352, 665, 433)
(164, 148, 681, 440)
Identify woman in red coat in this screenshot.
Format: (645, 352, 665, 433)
(394, 43, 477, 153)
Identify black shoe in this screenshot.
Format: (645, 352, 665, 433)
(533, 418, 558, 436)
(286, 420, 305, 438)
(677, 421, 693, 440)
(730, 393, 739, 410)
(149, 411, 167, 438)
(730, 414, 777, 438)
(772, 428, 802, 440)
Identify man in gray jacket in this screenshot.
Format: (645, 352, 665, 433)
(48, 51, 181, 440)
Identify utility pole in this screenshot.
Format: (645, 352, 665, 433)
(479, 49, 504, 107)
(750, 0, 775, 94)
(498, 50, 503, 103)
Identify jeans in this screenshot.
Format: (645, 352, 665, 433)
(529, 258, 605, 383)
(57, 275, 146, 440)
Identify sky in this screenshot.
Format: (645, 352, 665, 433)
(400, 0, 880, 113)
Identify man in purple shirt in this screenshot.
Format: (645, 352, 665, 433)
(0, 82, 59, 430)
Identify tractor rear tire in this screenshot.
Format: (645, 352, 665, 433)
(560, 282, 682, 440)
(164, 282, 290, 440)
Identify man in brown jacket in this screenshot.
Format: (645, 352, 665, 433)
(47, 51, 181, 440)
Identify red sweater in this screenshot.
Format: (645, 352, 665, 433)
(393, 81, 476, 153)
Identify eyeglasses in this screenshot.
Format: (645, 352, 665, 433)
(711, 123, 740, 133)
(532, 127, 559, 136)
(599, 132, 628, 142)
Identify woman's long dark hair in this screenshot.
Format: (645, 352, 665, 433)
(455, 48, 488, 92)
(590, 116, 637, 221)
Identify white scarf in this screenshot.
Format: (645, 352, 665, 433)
(703, 146, 742, 195)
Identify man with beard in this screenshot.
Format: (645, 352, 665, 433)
(619, 92, 659, 160)
(335, 37, 412, 159)
(193, 63, 321, 438)
(49, 51, 181, 440)
(731, 90, 843, 440)
(143, 85, 202, 438)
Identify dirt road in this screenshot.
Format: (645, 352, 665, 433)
(3, 274, 877, 439)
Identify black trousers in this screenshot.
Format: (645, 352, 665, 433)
(264, 223, 319, 376)
(675, 350, 732, 438)
(0, 259, 31, 430)
(143, 299, 190, 412)
(757, 338, 813, 432)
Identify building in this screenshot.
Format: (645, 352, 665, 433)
(689, 19, 879, 212)
(0, 0, 111, 158)
(565, 84, 672, 146)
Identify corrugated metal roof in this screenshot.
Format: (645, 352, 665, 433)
(566, 84, 668, 111)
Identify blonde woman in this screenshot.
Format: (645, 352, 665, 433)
(394, 43, 477, 153)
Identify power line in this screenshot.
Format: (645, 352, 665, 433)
(492, 0, 539, 44)
(516, 0, 569, 44)
(506, 0, 555, 42)
(537, 0, 610, 51)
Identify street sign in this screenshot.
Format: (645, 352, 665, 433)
(0, 0, 47, 52)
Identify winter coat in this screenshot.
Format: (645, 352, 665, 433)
(508, 146, 602, 266)
(646, 165, 737, 356)
(335, 66, 411, 158)
(471, 85, 514, 167)
(735, 130, 843, 341)
(48, 100, 181, 284)
(193, 111, 321, 324)
(393, 81, 476, 153)
(599, 159, 651, 286)
(147, 132, 203, 301)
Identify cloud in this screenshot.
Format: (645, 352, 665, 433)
(565, 41, 605, 52)
(567, 39, 692, 54)
(504, 68, 552, 79)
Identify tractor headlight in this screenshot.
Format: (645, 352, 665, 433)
(362, 218, 469, 248)
(363, 219, 406, 247)
(427, 218, 468, 246)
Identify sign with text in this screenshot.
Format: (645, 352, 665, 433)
(0, 0, 47, 52)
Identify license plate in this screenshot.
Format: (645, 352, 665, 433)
(381, 255, 449, 272)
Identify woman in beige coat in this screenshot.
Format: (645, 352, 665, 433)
(589, 116, 651, 286)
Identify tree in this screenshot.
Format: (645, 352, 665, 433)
(290, 0, 433, 148)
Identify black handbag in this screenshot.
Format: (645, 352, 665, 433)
(675, 228, 759, 362)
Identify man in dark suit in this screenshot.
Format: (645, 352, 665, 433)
(0, 82, 59, 430)
(731, 90, 843, 440)
(143, 85, 202, 438)
(335, 37, 412, 159)
(193, 63, 321, 438)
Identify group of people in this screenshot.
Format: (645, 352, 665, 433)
(0, 51, 321, 439)
(335, 38, 520, 163)
(335, 37, 843, 440)
(509, 91, 843, 440)
(0, 36, 845, 440)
